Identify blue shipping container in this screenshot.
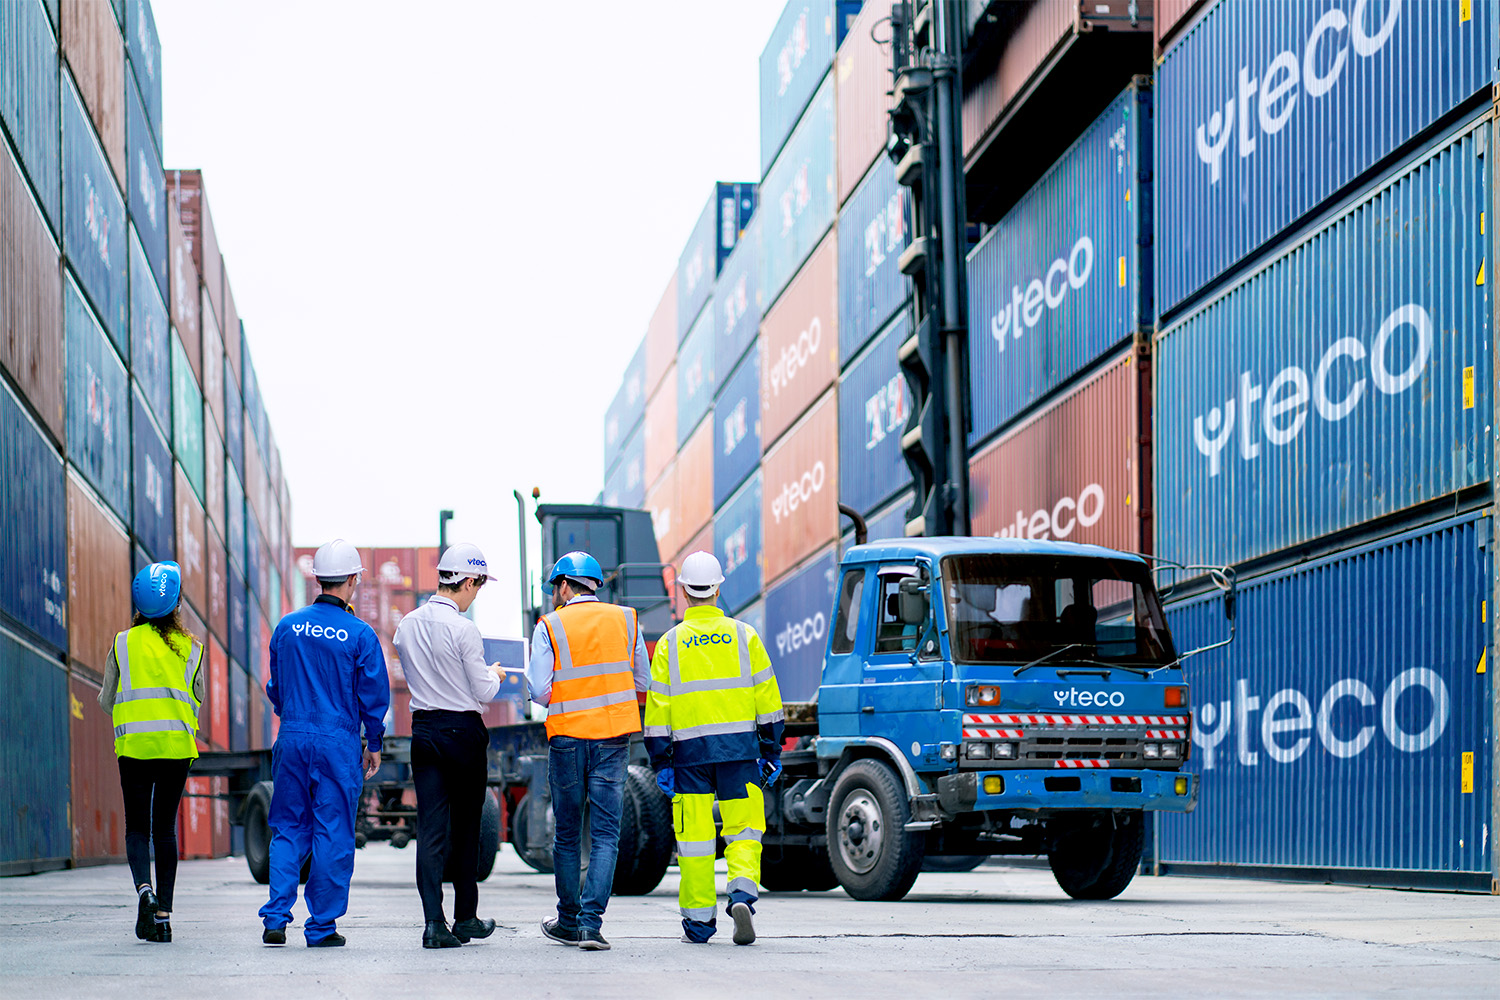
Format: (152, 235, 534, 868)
(229, 572, 248, 669)
(0, 628, 70, 869)
(0, 0, 61, 235)
(759, 73, 836, 312)
(1155, 117, 1490, 570)
(759, 0, 837, 176)
(966, 84, 1151, 444)
(1161, 512, 1492, 875)
(229, 659, 248, 753)
(131, 389, 173, 564)
(838, 313, 913, 518)
(225, 365, 243, 480)
(676, 307, 715, 447)
(837, 155, 910, 365)
(226, 462, 245, 574)
(62, 74, 128, 354)
(763, 545, 837, 702)
(715, 472, 763, 615)
(124, 0, 162, 155)
(1, 381, 68, 652)
(1156, 0, 1493, 317)
(125, 72, 165, 300)
(604, 340, 646, 470)
(65, 275, 131, 522)
(715, 215, 762, 376)
(130, 228, 169, 428)
(713, 344, 761, 509)
(603, 427, 645, 510)
(738, 598, 767, 641)
(678, 182, 757, 340)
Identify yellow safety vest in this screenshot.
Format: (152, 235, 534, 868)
(111, 625, 203, 760)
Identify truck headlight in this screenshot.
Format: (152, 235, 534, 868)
(994, 742, 1017, 759)
(940, 743, 958, 761)
(965, 685, 1001, 707)
(966, 742, 991, 759)
(1143, 743, 1160, 759)
(1161, 743, 1180, 759)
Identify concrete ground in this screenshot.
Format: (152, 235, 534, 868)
(1, 845, 1496, 999)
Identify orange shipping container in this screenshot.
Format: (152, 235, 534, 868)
(200, 283, 225, 434)
(645, 461, 681, 571)
(761, 390, 838, 584)
(1155, 0, 1205, 55)
(1, 141, 65, 444)
(61, 0, 126, 187)
(836, 2, 895, 204)
(643, 272, 678, 400)
(175, 464, 207, 616)
(168, 201, 201, 383)
(69, 670, 125, 864)
(178, 776, 215, 859)
(169, 171, 223, 328)
(67, 470, 131, 677)
(759, 232, 838, 450)
(676, 417, 714, 544)
(207, 523, 229, 642)
(643, 364, 677, 489)
(415, 546, 440, 593)
(207, 635, 228, 750)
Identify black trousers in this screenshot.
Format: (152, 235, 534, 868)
(118, 756, 191, 911)
(411, 710, 489, 924)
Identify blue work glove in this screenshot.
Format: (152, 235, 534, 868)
(759, 758, 783, 787)
(655, 767, 675, 797)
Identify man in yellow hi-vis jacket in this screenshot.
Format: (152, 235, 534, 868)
(645, 551, 784, 946)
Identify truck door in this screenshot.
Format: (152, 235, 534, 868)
(859, 564, 944, 746)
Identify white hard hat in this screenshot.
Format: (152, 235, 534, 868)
(437, 542, 495, 583)
(312, 539, 364, 580)
(678, 550, 724, 598)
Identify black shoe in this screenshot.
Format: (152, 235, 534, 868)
(263, 926, 287, 946)
(423, 921, 462, 949)
(540, 918, 580, 945)
(307, 932, 345, 948)
(730, 902, 756, 945)
(578, 929, 610, 951)
(148, 919, 172, 943)
(452, 917, 495, 943)
(135, 889, 158, 940)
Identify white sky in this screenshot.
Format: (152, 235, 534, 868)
(154, 0, 787, 635)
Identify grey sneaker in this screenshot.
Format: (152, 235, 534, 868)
(541, 918, 580, 945)
(730, 902, 755, 945)
(578, 929, 611, 951)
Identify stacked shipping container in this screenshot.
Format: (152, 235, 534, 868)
(0, 0, 299, 873)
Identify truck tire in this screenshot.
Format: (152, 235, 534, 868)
(922, 854, 988, 873)
(826, 760, 925, 901)
(760, 847, 839, 892)
(510, 790, 554, 874)
(447, 789, 501, 883)
(612, 765, 673, 895)
(1048, 810, 1144, 900)
(244, 781, 274, 885)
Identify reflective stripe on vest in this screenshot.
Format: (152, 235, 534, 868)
(112, 627, 202, 760)
(543, 601, 641, 740)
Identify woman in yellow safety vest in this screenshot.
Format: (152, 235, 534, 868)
(97, 562, 205, 943)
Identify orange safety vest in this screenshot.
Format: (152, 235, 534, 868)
(541, 600, 642, 740)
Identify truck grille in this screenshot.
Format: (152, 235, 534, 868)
(961, 713, 1189, 769)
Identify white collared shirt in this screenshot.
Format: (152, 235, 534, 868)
(526, 595, 650, 707)
(393, 594, 502, 713)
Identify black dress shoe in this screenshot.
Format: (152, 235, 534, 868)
(452, 917, 495, 942)
(135, 889, 158, 940)
(423, 921, 462, 949)
(307, 932, 345, 948)
(578, 928, 610, 951)
(148, 920, 172, 943)
(540, 918, 580, 945)
(263, 927, 287, 945)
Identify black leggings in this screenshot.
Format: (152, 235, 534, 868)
(118, 756, 191, 911)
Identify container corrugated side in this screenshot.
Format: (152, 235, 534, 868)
(677, 416, 714, 545)
(129, 225, 169, 428)
(175, 462, 206, 617)
(676, 306, 714, 447)
(760, 230, 838, 449)
(715, 214, 762, 378)
(678, 182, 756, 340)
(0, 627, 70, 872)
(759, 73, 836, 311)
(712, 344, 761, 510)
(967, 83, 1150, 444)
(204, 634, 227, 748)
(2, 138, 65, 443)
(200, 281, 223, 433)
(203, 408, 223, 533)
(222, 271, 241, 388)
(130, 386, 172, 563)
(228, 657, 248, 752)
(168, 170, 221, 327)
(2, 378, 68, 652)
(961, 0, 1077, 161)
(603, 425, 645, 510)
(124, 68, 163, 299)
(166, 200, 199, 381)
(1162, 512, 1492, 877)
(1154, 0, 1208, 55)
(761, 388, 837, 583)
(603, 338, 646, 470)
(228, 568, 248, 668)
(60, 0, 125, 187)
(715, 471, 763, 615)
(645, 461, 681, 575)
(68, 668, 124, 863)
(837, 154, 909, 366)
(0, 0, 62, 235)
(206, 523, 227, 641)
(66, 468, 129, 677)
(643, 363, 677, 490)
(224, 351, 243, 479)
(1155, 117, 1491, 569)
(171, 328, 203, 502)
(970, 347, 1148, 552)
(759, 0, 837, 176)
(762, 544, 837, 703)
(1155, 0, 1493, 317)
(835, 0, 892, 204)
(65, 273, 129, 520)
(838, 312, 912, 518)
(123, 0, 160, 155)
(62, 73, 127, 352)
(644, 272, 678, 401)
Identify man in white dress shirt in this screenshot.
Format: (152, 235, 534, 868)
(393, 543, 506, 949)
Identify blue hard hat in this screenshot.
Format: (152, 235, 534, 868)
(132, 562, 182, 619)
(548, 551, 603, 588)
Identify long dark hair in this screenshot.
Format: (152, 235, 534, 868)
(132, 606, 192, 654)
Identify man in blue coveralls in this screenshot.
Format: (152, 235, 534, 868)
(259, 539, 390, 947)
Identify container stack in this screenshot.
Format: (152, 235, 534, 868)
(0, 0, 299, 874)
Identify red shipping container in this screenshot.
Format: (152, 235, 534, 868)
(69, 671, 125, 864)
(969, 347, 1150, 553)
(178, 776, 215, 860)
(371, 548, 417, 590)
(200, 283, 225, 435)
(676, 416, 714, 544)
(759, 232, 838, 450)
(175, 464, 208, 617)
(258, 615, 273, 686)
(645, 461, 681, 570)
(248, 685, 264, 751)
(168, 201, 202, 383)
(1154, 0, 1205, 55)
(643, 364, 678, 489)
(207, 524, 229, 643)
(203, 413, 225, 532)
(222, 268, 240, 387)
(1, 141, 65, 444)
(761, 389, 839, 583)
(66, 469, 131, 679)
(211, 777, 231, 857)
(61, 0, 126, 187)
(389, 684, 412, 738)
(169, 171, 223, 329)
(836, 1, 894, 204)
(415, 546, 440, 593)
(207, 636, 229, 751)
(479, 699, 517, 729)
(643, 272, 678, 400)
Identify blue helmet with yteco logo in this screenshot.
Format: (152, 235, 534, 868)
(549, 551, 603, 590)
(132, 562, 182, 619)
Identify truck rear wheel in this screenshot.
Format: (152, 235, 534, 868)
(1047, 810, 1144, 900)
(612, 765, 673, 895)
(446, 789, 501, 883)
(510, 790, 554, 874)
(244, 781, 274, 885)
(826, 760, 925, 901)
(760, 846, 839, 892)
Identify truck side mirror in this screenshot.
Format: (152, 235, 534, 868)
(897, 577, 928, 625)
(1224, 585, 1237, 622)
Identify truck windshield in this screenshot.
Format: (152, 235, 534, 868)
(942, 554, 1176, 666)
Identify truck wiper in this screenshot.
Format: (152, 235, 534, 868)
(1056, 660, 1152, 678)
(1012, 644, 1086, 676)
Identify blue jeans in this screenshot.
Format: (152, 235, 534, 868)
(548, 734, 628, 932)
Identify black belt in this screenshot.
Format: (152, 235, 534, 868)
(412, 708, 484, 722)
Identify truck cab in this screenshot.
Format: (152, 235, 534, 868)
(767, 537, 1218, 902)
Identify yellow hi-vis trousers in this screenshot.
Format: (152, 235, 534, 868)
(673, 782, 765, 926)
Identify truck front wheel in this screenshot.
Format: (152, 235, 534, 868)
(1047, 810, 1144, 900)
(826, 760, 925, 901)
